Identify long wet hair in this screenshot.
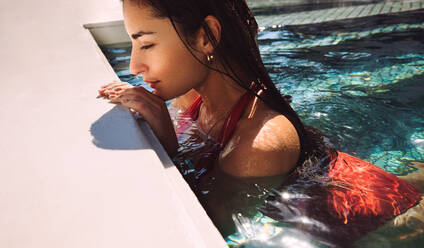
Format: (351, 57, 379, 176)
(125, 0, 332, 165)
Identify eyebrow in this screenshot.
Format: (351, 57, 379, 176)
(131, 30, 156, 39)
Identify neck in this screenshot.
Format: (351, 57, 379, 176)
(195, 69, 246, 118)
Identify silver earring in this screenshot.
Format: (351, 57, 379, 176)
(207, 54, 214, 64)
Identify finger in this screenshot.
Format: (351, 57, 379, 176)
(99, 83, 117, 96)
(99, 85, 115, 96)
(109, 96, 121, 103)
(123, 86, 150, 94)
(99, 82, 132, 98)
(123, 86, 159, 102)
(112, 87, 129, 93)
(103, 83, 129, 92)
(120, 89, 167, 113)
(98, 90, 106, 97)
(106, 87, 129, 99)
(98, 89, 113, 98)
(102, 89, 111, 98)
(99, 82, 128, 94)
(119, 95, 153, 119)
(119, 93, 160, 113)
(100, 80, 122, 89)
(119, 93, 145, 104)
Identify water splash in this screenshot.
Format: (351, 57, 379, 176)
(226, 212, 326, 248)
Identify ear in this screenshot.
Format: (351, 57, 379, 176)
(194, 15, 221, 55)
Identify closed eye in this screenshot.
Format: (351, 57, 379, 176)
(141, 44, 154, 50)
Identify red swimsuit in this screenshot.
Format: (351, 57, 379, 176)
(175, 91, 422, 244)
(176, 90, 255, 172)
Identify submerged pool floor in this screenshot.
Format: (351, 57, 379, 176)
(258, 12, 424, 176)
(254, 0, 424, 28)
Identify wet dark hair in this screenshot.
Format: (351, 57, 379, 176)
(125, 0, 332, 165)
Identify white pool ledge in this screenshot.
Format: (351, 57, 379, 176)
(0, 0, 226, 247)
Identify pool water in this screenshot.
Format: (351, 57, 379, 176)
(258, 16, 424, 176)
(101, 9, 424, 248)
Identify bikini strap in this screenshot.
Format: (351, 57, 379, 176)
(184, 95, 203, 120)
(177, 91, 254, 148)
(217, 91, 254, 148)
(176, 96, 203, 136)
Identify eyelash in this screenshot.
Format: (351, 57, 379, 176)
(141, 44, 154, 50)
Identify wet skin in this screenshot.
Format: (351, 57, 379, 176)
(98, 0, 424, 242)
(99, 1, 301, 178)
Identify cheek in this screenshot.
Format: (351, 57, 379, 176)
(155, 44, 208, 89)
(174, 53, 208, 84)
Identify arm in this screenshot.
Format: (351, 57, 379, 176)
(99, 81, 179, 156)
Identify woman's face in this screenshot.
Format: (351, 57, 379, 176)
(123, 1, 209, 100)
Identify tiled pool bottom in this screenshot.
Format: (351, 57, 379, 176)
(260, 21, 424, 177)
(101, 10, 424, 247)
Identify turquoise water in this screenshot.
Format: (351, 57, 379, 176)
(258, 21, 424, 176)
(101, 10, 424, 247)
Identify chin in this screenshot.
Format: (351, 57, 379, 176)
(156, 88, 190, 102)
(154, 91, 173, 101)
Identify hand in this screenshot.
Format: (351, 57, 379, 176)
(98, 80, 133, 103)
(118, 86, 179, 156)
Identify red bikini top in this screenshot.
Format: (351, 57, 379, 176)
(175, 90, 255, 173)
(177, 90, 255, 149)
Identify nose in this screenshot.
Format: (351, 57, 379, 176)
(129, 46, 147, 76)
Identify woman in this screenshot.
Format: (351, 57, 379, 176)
(101, 0, 306, 179)
(99, 0, 423, 245)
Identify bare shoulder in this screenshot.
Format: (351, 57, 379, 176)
(218, 102, 300, 178)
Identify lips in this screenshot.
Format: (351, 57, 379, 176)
(144, 80, 160, 88)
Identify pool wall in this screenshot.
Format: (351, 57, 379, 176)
(0, 0, 226, 247)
